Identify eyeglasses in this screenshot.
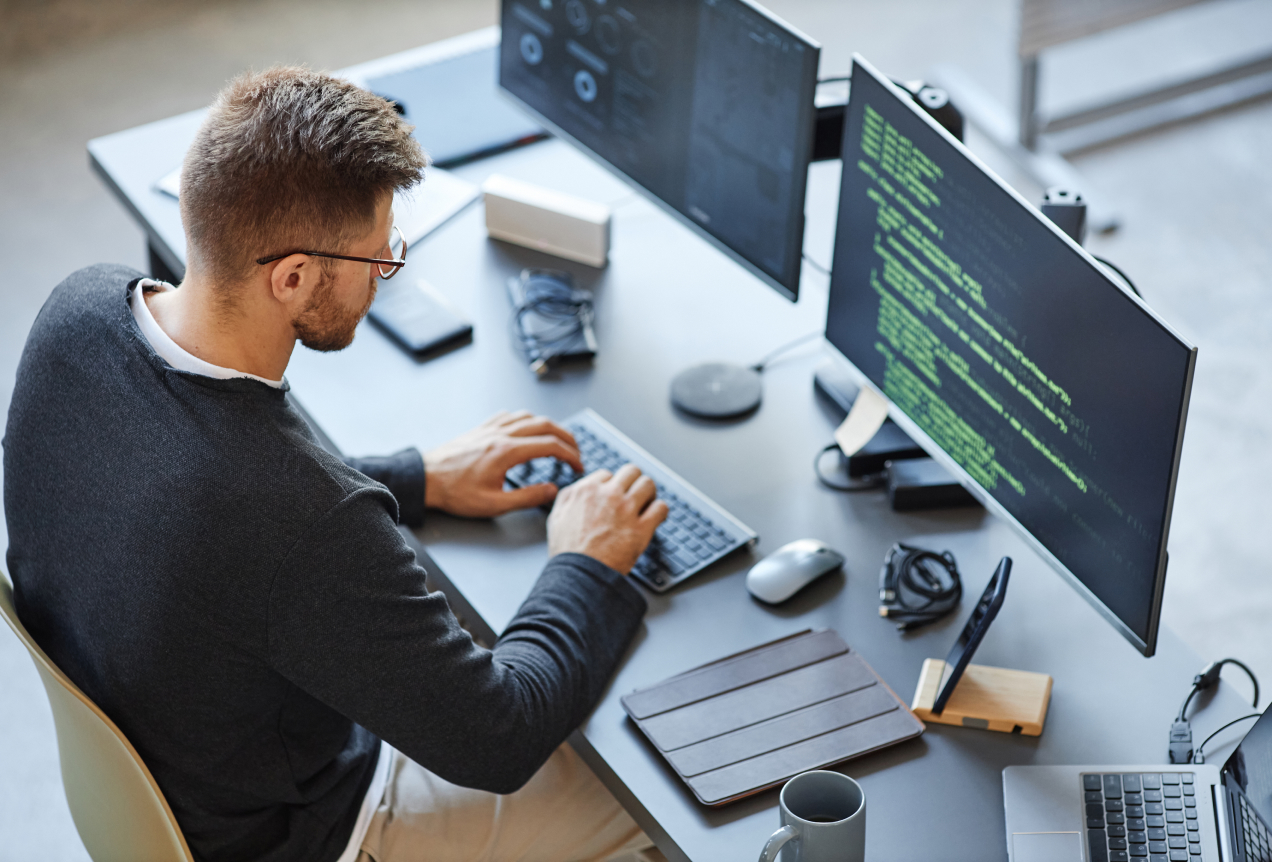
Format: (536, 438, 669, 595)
(255, 224, 408, 279)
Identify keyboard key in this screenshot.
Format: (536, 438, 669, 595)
(1109, 813, 1127, 825)
(1169, 851, 1188, 862)
(1145, 776, 1163, 790)
(1187, 848, 1200, 857)
(1182, 785, 1194, 797)
(1184, 809, 1196, 821)
(1110, 838, 1129, 850)
(1150, 856, 1168, 862)
(1150, 843, 1168, 854)
(1086, 775, 1106, 791)
(1182, 774, 1194, 785)
(1162, 774, 1180, 785)
(1111, 852, 1129, 862)
(1146, 790, 1164, 803)
(1163, 786, 1181, 798)
(1127, 793, 1144, 805)
(1109, 826, 1128, 838)
(1165, 800, 1182, 811)
(1167, 812, 1184, 823)
(1128, 806, 1145, 818)
(1108, 800, 1125, 813)
(1183, 798, 1195, 809)
(670, 549, 696, 570)
(1128, 819, 1147, 831)
(1091, 817, 1109, 829)
(1167, 825, 1185, 837)
(1147, 816, 1166, 828)
(1169, 837, 1187, 849)
(1089, 829, 1109, 862)
(1130, 847, 1148, 858)
(1088, 791, 1108, 804)
(1124, 775, 1144, 792)
(1129, 832, 1147, 844)
(1105, 775, 1125, 798)
(1185, 821, 1197, 832)
(1187, 833, 1199, 844)
(1147, 803, 1165, 815)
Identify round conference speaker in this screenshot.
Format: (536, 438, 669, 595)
(669, 362, 763, 419)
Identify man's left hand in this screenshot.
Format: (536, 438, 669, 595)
(423, 410, 583, 518)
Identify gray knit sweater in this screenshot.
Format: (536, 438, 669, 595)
(3, 264, 646, 862)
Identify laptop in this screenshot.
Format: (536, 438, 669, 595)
(1004, 708, 1272, 862)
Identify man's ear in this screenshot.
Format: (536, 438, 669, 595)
(267, 253, 321, 307)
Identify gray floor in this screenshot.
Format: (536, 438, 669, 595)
(2, 0, 1269, 858)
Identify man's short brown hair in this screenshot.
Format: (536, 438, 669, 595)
(180, 66, 428, 287)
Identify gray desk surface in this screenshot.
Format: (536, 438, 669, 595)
(89, 89, 1248, 862)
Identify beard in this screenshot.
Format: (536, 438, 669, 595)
(292, 271, 377, 352)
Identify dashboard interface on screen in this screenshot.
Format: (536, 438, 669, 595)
(498, 0, 819, 299)
(826, 56, 1196, 653)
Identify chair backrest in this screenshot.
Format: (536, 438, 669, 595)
(0, 571, 194, 862)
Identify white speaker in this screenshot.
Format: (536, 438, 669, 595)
(482, 174, 611, 268)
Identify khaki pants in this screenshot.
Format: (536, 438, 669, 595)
(356, 743, 652, 862)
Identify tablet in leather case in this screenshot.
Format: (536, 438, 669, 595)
(621, 629, 924, 806)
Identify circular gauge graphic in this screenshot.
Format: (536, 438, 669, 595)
(631, 39, 657, 77)
(520, 32, 544, 65)
(565, 0, 590, 34)
(595, 15, 620, 54)
(574, 69, 598, 103)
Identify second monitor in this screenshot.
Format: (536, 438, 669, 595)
(498, 0, 819, 302)
(825, 56, 1197, 657)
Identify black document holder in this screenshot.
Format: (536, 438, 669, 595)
(621, 629, 924, 806)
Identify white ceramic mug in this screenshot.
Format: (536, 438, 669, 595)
(757, 771, 866, 862)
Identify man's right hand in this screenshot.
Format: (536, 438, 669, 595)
(546, 465, 669, 574)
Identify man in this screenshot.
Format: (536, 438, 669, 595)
(3, 67, 667, 862)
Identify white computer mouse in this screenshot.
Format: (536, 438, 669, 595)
(745, 539, 846, 605)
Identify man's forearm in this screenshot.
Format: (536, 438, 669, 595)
(341, 448, 426, 527)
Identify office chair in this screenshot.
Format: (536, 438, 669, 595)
(0, 570, 194, 862)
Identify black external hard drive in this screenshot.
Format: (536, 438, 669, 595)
(369, 279, 473, 358)
(886, 458, 980, 511)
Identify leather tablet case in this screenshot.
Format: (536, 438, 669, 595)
(621, 629, 924, 806)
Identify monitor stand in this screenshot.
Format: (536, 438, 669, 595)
(669, 362, 763, 419)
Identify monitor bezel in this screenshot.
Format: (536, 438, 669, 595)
(826, 54, 1198, 657)
(495, 2, 821, 302)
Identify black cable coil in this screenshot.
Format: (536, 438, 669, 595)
(878, 542, 963, 632)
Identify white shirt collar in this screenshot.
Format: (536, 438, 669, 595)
(130, 279, 285, 389)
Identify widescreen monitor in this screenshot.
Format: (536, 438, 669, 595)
(498, 0, 819, 301)
(825, 55, 1196, 656)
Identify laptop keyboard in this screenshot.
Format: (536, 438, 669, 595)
(1240, 793, 1272, 862)
(504, 409, 757, 593)
(1082, 772, 1200, 862)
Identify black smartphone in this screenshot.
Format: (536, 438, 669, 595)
(369, 279, 473, 358)
(932, 556, 1012, 714)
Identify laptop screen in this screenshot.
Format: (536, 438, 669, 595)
(1223, 709, 1272, 828)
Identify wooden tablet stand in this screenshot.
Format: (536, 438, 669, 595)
(911, 658, 1053, 736)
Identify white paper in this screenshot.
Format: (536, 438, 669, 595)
(152, 166, 480, 249)
(833, 385, 890, 457)
(392, 168, 480, 247)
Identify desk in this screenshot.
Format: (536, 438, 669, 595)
(88, 65, 1248, 862)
